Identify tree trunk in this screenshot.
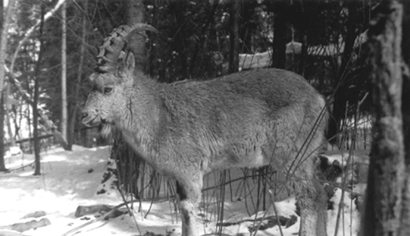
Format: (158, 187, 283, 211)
(400, 62, 410, 236)
(0, 88, 5, 171)
(127, 0, 147, 72)
(61, 0, 68, 147)
(5, 84, 15, 146)
(298, 3, 308, 76)
(298, 30, 308, 76)
(0, 0, 4, 173)
(228, 0, 240, 74)
(67, 0, 88, 150)
(33, 4, 46, 176)
(0, 0, 16, 172)
(272, 2, 287, 69)
(361, 1, 405, 235)
(399, 0, 410, 234)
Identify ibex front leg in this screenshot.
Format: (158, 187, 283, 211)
(176, 174, 203, 236)
(293, 159, 327, 236)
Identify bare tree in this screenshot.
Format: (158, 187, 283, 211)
(67, 0, 88, 150)
(361, 0, 405, 235)
(399, 0, 410, 234)
(33, 3, 46, 176)
(61, 0, 68, 145)
(127, 0, 147, 71)
(0, 88, 5, 172)
(0, 0, 16, 172)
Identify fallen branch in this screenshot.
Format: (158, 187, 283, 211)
(0, 230, 30, 236)
(0, 218, 51, 233)
(7, 162, 34, 172)
(21, 211, 46, 219)
(216, 215, 297, 231)
(74, 204, 123, 218)
(62, 200, 140, 236)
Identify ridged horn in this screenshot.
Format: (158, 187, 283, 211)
(95, 23, 158, 73)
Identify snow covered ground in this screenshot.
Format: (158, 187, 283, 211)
(0, 145, 364, 236)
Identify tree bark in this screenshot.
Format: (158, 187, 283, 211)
(0, 0, 15, 93)
(61, 0, 68, 147)
(67, 0, 88, 150)
(0, 88, 5, 171)
(0, 0, 16, 172)
(126, 0, 147, 72)
(33, 3, 46, 176)
(399, 0, 410, 234)
(5, 84, 15, 146)
(0, 0, 4, 172)
(361, 1, 405, 235)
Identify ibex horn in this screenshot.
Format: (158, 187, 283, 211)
(96, 23, 158, 73)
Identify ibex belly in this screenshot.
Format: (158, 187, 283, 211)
(206, 139, 294, 172)
(206, 149, 264, 170)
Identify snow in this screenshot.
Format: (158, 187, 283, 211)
(4, 146, 23, 160)
(320, 150, 369, 167)
(327, 188, 361, 236)
(0, 145, 362, 236)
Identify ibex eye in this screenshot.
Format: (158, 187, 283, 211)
(103, 87, 113, 94)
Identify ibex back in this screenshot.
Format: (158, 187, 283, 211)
(82, 24, 328, 236)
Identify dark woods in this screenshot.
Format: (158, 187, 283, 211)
(2, 0, 381, 151)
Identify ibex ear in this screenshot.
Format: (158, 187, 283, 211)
(118, 51, 135, 77)
(125, 51, 136, 72)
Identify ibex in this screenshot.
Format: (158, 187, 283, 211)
(82, 24, 328, 236)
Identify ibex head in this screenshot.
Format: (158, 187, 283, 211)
(81, 24, 158, 130)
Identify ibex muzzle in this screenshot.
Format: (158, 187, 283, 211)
(82, 23, 328, 236)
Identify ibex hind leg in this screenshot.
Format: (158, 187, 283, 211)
(294, 159, 327, 236)
(176, 176, 202, 236)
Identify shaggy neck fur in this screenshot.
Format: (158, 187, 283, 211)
(114, 71, 164, 162)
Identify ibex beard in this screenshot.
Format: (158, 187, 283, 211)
(82, 24, 328, 236)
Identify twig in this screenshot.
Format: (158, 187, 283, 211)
(61, 199, 140, 236)
(116, 183, 142, 235)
